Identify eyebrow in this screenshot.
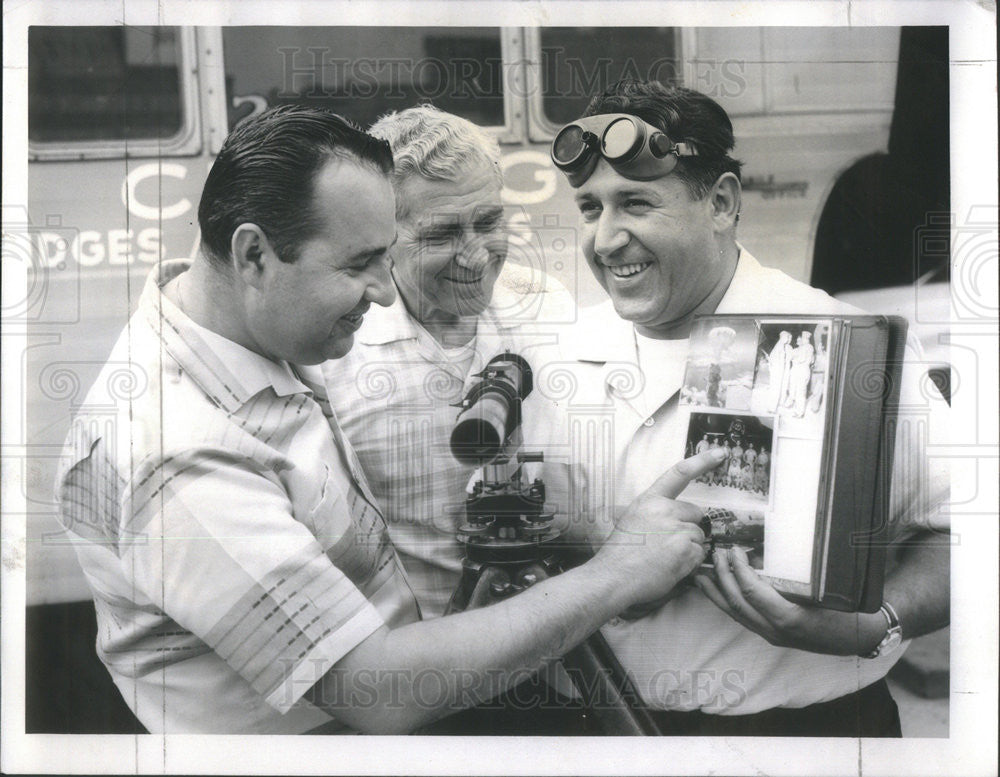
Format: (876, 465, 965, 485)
(617, 187, 657, 198)
(574, 186, 657, 202)
(416, 219, 462, 237)
(353, 232, 398, 263)
(474, 206, 504, 222)
(417, 207, 505, 231)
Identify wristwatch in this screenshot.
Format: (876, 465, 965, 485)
(863, 602, 903, 658)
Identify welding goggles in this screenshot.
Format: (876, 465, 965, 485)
(550, 113, 699, 187)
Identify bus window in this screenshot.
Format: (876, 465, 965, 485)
(221, 27, 506, 131)
(536, 28, 679, 129)
(29, 26, 185, 144)
(761, 28, 899, 113)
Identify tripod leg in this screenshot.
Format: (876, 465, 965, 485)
(519, 565, 663, 735)
(562, 632, 663, 735)
(447, 561, 664, 734)
(446, 565, 512, 615)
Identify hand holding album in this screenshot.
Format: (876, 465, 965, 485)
(694, 545, 888, 656)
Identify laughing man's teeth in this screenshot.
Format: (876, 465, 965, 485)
(343, 313, 363, 322)
(608, 262, 652, 278)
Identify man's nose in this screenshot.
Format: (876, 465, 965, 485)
(591, 210, 630, 258)
(454, 230, 507, 270)
(365, 257, 397, 307)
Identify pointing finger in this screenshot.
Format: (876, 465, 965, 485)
(646, 448, 729, 499)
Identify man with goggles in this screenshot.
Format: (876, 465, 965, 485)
(547, 80, 950, 737)
(550, 112, 699, 187)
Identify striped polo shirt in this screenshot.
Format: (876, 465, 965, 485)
(56, 260, 420, 734)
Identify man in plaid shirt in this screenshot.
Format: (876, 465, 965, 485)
(325, 106, 581, 620)
(324, 106, 610, 732)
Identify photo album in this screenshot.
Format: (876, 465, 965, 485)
(679, 315, 909, 612)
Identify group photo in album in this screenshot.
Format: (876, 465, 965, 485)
(683, 412, 775, 507)
(678, 313, 913, 612)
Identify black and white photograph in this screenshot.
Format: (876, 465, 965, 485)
(680, 318, 760, 411)
(684, 412, 775, 508)
(704, 507, 765, 571)
(2, 1, 994, 774)
(750, 320, 833, 436)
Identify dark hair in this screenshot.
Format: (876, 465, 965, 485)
(197, 105, 394, 266)
(584, 80, 743, 199)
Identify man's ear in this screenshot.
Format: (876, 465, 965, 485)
(709, 173, 742, 232)
(231, 224, 275, 289)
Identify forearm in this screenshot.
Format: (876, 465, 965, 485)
(307, 450, 717, 732)
(882, 530, 950, 640)
(309, 557, 632, 733)
(881, 333, 951, 640)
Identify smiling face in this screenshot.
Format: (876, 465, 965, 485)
(244, 157, 398, 364)
(390, 162, 507, 324)
(574, 159, 734, 337)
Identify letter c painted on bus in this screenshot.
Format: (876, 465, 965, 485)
(121, 163, 192, 221)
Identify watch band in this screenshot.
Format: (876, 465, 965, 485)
(882, 602, 901, 630)
(863, 602, 903, 659)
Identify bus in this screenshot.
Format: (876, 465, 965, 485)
(21, 23, 931, 730)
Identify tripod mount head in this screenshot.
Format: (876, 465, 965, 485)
(448, 352, 561, 568)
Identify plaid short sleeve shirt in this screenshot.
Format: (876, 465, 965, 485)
(56, 260, 420, 734)
(323, 272, 579, 618)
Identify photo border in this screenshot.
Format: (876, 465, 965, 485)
(2, 2, 996, 776)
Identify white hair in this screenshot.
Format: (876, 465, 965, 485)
(369, 105, 502, 216)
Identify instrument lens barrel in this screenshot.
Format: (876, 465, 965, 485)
(450, 394, 509, 465)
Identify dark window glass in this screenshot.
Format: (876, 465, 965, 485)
(540, 28, 679, 126)
(222, 27, 505, 130)
(29, 27, 183, 143)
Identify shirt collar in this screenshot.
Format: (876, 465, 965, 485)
(356, 292, 420, 346)
(572, 302, 635, 363)
(140, 260, 310, 412)
(488, 272, 545, 331)
(714, 246, 768, 314)
(569, 245, 759, 363)
(357, 284, 520, 347)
